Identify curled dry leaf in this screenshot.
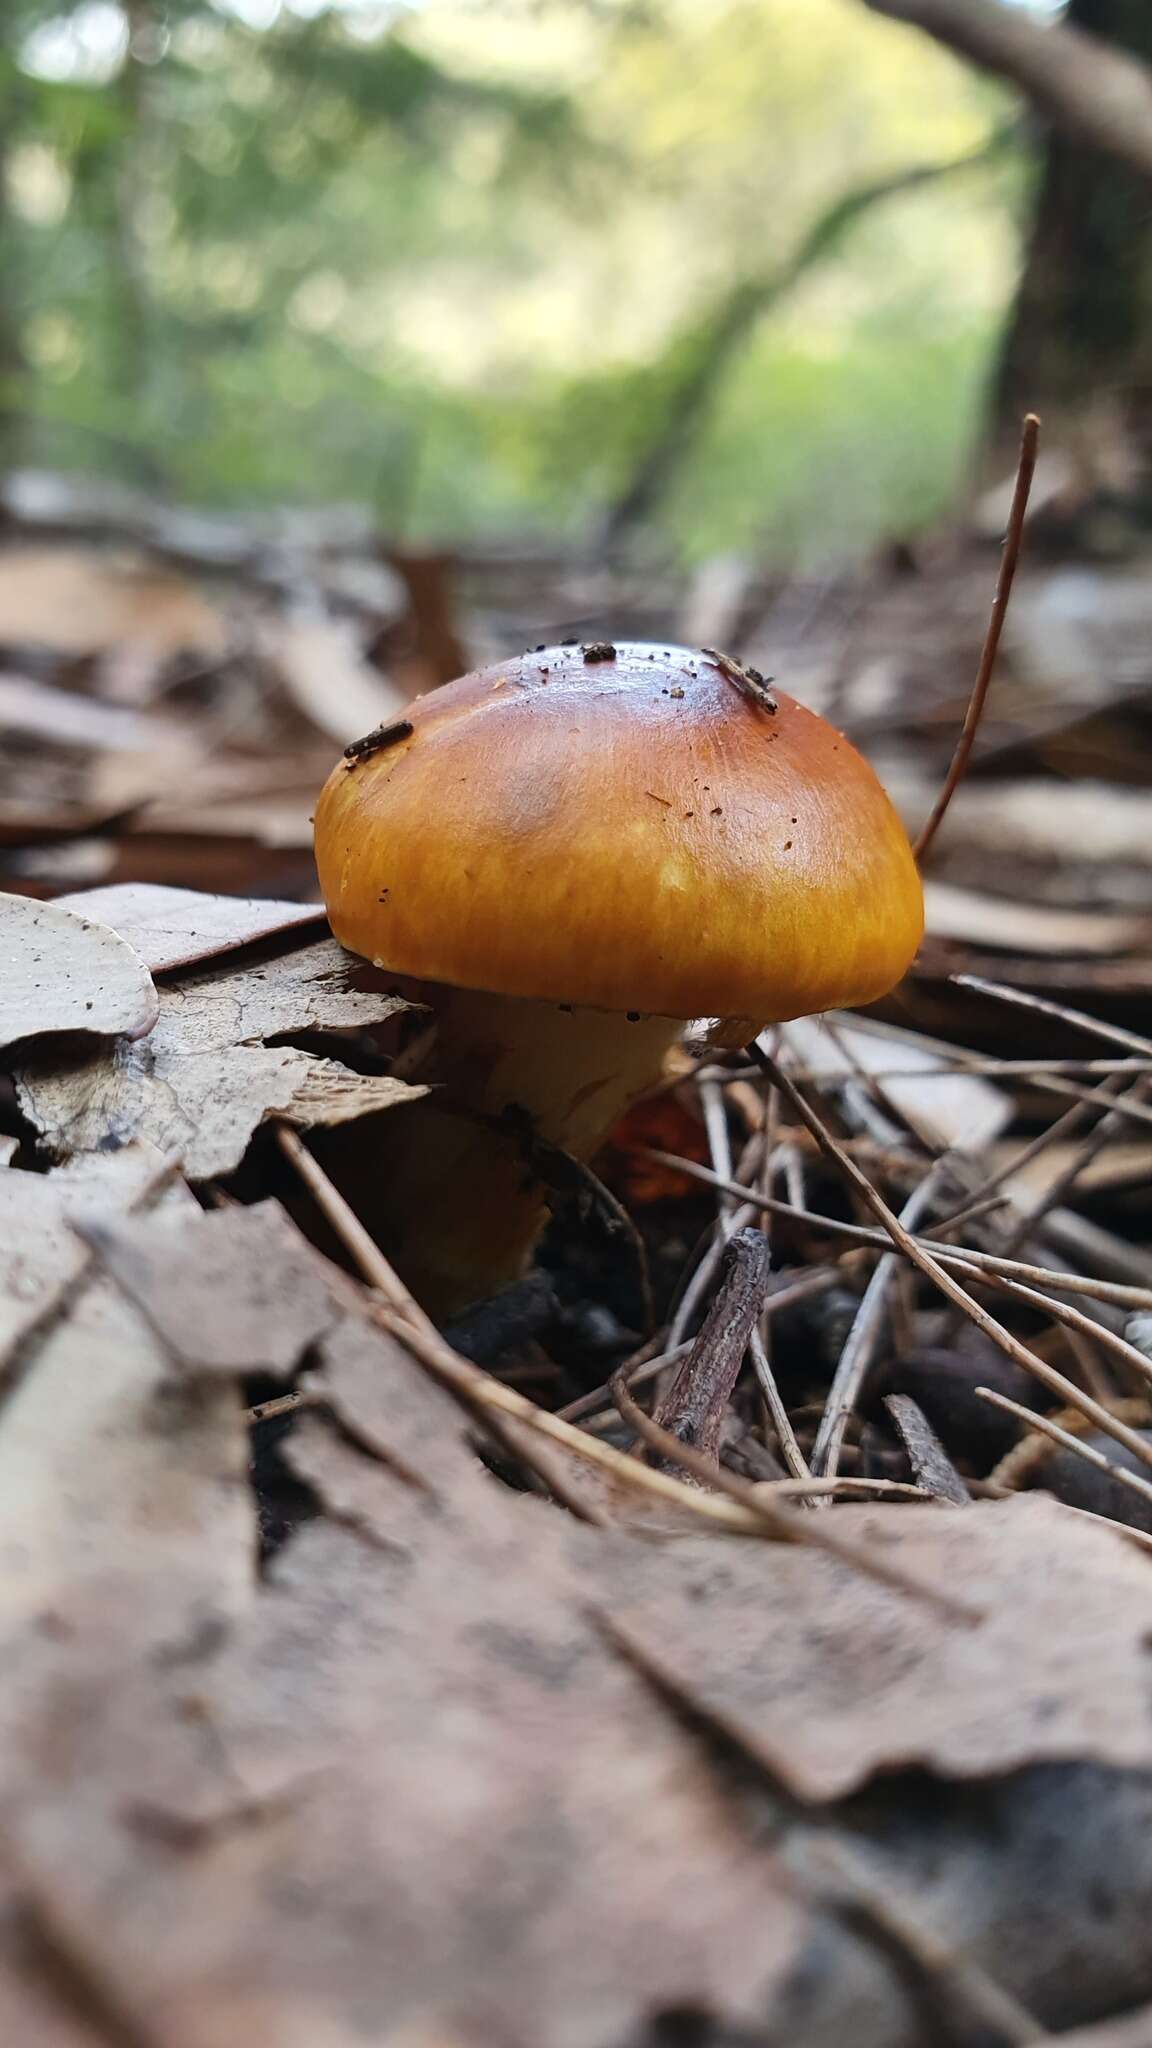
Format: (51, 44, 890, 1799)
(54, 882, 325, 974)
(0, 892, 158, 1053)
(14, 937, 423, 1179)
(604, 1495, 1152, 1802)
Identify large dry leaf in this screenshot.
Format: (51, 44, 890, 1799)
(15, 937, 422, 1178)
(0, 892, 159, 1053)
(3, 1460, 801, 2048)
(83, 1200, 339, 1380)
(0, 1143, 171, 1375)
(605, 1495, 1152, 1801)
(55, 882, 325, 973)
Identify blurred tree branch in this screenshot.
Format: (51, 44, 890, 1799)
(601, 132, 1010, 548)
(863, 0, 1152, 179)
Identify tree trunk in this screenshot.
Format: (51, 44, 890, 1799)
(987, 0, 1152, 508)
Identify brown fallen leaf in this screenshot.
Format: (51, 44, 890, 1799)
(604, 1495, 1152, 1802)
(14, 936, 422, 1179)
(0, 1182, 251, 1644)
(0, 1142, 174, 1377)
(0, 892, 158, 1052)
(54, 882, 325, 975)
(3, 1444, 802, 2048)
(317, 1309, 496, 1509)
(81, 1200, 340, 1380)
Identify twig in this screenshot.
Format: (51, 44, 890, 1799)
(939, 1081, 1123, 1223)
(246, 1389, 318, 1427)
(913, 412, 1039, 865)
(946, 1255, 1152, 1405)
(275, 1126, 981, 1608)
(559, 1267, 842, 1429)
(641, 1148, 1152, 1310)
(976, 1388, 1152, 1515)
(953, 975, 1152, 1061)
(276, 1125, 438, 1338)
(664, 1208, 755, 1351)
(609, 1373, 981, 1623)
(699, 1074, 737, 1228)
(885, 1395, 970, 1506)
(652, 1227, 772, 1470)
(748, 1327, 813, 1482)
(812, 1164, 949, 1480)
(752, 1475, 931, 1500)
(1000, 1078, 1152, 1255)
(747, 1046, 1152, 1478)
(808, 1837, 1047, 2046)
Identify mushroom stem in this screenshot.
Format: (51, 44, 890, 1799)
(373, 982, 683, 1316)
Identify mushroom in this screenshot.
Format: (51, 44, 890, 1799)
(313, 641, 923, 1314)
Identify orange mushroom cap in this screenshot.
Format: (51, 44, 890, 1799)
(314, 641, 923, 1022)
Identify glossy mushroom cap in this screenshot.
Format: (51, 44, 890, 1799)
(314, 641, 923, 1022)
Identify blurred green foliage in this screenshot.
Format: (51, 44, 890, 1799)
(1, 0, 1026, 558)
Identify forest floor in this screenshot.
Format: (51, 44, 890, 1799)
(3, 472, 1152, 2046)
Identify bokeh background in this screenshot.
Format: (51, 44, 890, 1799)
(1, 0, 1047, 559)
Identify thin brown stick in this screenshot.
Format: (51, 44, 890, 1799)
(913, 413, 1039, 865)
(976, 1387, 1152, 1514)
(885, 1395, 970, 1506)
(609, 1372, 980, 1622)
(812, 1164, 949, 1480)
(947, 1255, 1152, 1402)
(652, 1227, 772, 1469)
(246, 1389, 319, 1427)
(641, 1147, 1152, 1310)
(748, 1327, 813, 1483)
(752, 1475, 931, 1500)
(953, 974, 1152, 1061)
(275, 1126, 980, 1606)
(559, 1267, 842, 1430)
(748, 1046, 1152, 1478)
(807, 1837, 1048, 2047)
